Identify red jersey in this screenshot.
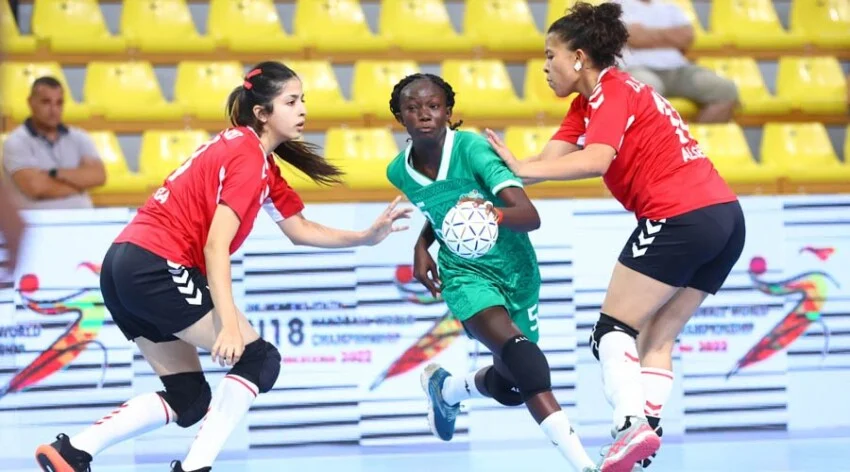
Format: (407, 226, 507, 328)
(552, 68, 737, 220)
(116, 127, 305, 274)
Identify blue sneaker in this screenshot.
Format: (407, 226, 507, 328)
(420, 363, 460, 441)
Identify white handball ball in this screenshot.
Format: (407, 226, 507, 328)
(440, 201, 499, 259)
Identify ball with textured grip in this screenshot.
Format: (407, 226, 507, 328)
(440, 201, 499, 259)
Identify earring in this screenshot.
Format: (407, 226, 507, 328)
(574, 61, 582, 72)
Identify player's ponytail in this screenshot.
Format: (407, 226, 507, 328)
(548, 1, 629, 69)
(225, 61, 344, 186)
(272, 141, 344, 186)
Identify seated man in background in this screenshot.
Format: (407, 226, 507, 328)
(617, 0, 738, 123)
(3, 76, 105, 210)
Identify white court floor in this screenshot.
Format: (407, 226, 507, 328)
(11, 431, 850, 472)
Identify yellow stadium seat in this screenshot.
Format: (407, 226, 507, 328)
(710, 0, 804, 49)
(85, 62, 183, 121)
(379, 0, 474, 53)
(88, 131, 148, 195)
(666, 98, 699, 119)
(293, 0, 389, 53)
(441, 60, 538, 120)
(208, 0, 302, 53)
(0, 1, 37, 54)
(546, 0, 605, 27)
(689, 123, 779, 190)
(121, 0, 216, 53)
(524, 59, 576, 119)
(777, 57, 848, 115)
(32, 0, 126, 54)
(696, 57, 790, 115)
(326, 127, 398, 190)
(352, 60, 419, 120)
(174, 61, 244, 121)
(665, 0, 725, 50)
(761, 123, 850, 185)
(465, 0, 543, 52)
(284, 60, 361, 121)
(790, 0, 850, 48)
(0, 62, 90, 122)
(138, 130, 210, 186)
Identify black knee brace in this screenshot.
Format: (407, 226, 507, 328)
(483, 366, 524, 407)
(158, 371, 211, 428)
(498, 335, 551, 400)
(589, 312, 639, 361)
(228, 339, 281, 393)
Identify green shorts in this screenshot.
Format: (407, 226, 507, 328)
(441, 276, 541, 343)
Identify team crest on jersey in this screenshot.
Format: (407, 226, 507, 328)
(458, 189, 484, 202)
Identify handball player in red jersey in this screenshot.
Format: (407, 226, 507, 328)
(485, 4, 746, 471)
(35, 61, 411, 472)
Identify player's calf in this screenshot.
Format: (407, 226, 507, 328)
(179, 339, 281, 471)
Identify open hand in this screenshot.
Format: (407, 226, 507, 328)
(484, 128, 521, 172)
(363, 196, 412, 246)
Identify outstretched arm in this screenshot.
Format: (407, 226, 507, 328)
(279, 196, 412, 248)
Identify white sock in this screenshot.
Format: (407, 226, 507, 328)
(70, 392, 174, 456)
(642, 367, 674, 423)
(598, 331, 646, 430)
(181, 374, 258, 470)
(441, 369, 485, 406)
(540, 410, 596, 471)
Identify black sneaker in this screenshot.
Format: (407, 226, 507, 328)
(170, 460, 212, 472)
(35, 433, 92, 472)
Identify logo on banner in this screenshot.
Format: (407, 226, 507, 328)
(0, 263, 107, 400)
(369, 265, 463, 390)
(726, 248, 839, 378)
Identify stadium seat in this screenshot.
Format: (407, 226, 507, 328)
(777, 57, 848, 114)
(174, 61, 244, 121)
(84, 62, 183, 121)
(846, 125, 850, 163)
(546, 0, 606, 27)
(696, 57, 791, 115)
(665, 0, 725, 50)
(0, 1, 37, 54)
(138, 130, 210, 186)
(441, 60, 538, 120)
(710, 0, 805, 49)
(379, 0, 474, 53)
(208, 0, 302, 53)
(88, 131, 148, 195)
(325, 127, 398, 190)
(666, 98, 699, 119)
(0, 62, 90, 122)
(32, 0, 126, 54)
(284, 60, 361, 121)
(121, 0, 216, 53)
(293, 0, 389, 54)
(524, 59, 576, 118)
(465, 0, 543, 52)
(761, 123, 850, 186)
(352, 60, 419, 120)
(790, 0, 850, 48)
(689, 123, 779, 189)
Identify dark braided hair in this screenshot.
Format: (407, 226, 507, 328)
(389, 73, 463, 131)
(548, 1, 629, 70)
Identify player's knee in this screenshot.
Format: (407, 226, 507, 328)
(498, 335, 551, 400)
(228, 339, 281, 394)
(158, 371, 211, 428)
(483, 366, 524, 406)
(589, 312, 639, 361)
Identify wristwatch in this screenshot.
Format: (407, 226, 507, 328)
(48, 168, 58, 179)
